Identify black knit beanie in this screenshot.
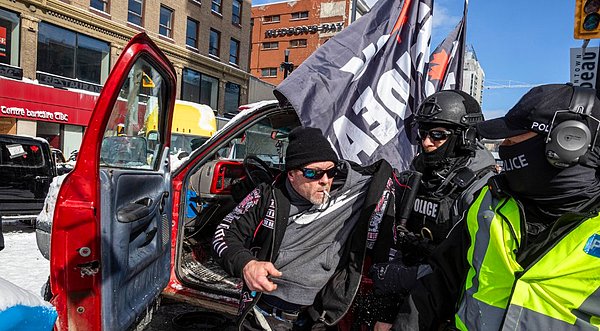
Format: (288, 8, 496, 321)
(285, 126, 339, 171)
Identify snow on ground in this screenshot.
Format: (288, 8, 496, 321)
(0, 223, 49, 299)
(0, 223, 236, 330)
(0, 276, 50, 310)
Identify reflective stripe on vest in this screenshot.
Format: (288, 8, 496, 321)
(455, 187, 523, 330)
(456, 187, 600, 330)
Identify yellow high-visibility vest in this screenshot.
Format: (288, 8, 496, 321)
(455, 187, 600, 330)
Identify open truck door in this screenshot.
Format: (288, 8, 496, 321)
(50, 33, 176, 330)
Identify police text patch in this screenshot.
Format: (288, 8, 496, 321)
(413, 198, 440, 219)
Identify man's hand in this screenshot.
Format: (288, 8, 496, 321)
(242, 260, 282, 292)
(374, 322, 392, 331)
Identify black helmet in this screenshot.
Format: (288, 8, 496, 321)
(415, 90, 484, 129)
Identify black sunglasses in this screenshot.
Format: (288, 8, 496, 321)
(417, 128, 452, 141)
(300, 167, 337, 180)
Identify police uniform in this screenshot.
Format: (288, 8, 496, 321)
(366, 90, 496, 325)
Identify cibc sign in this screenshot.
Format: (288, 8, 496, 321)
(1, 105, 70, 122)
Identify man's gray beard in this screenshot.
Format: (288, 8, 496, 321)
(310, 190, 330, 206)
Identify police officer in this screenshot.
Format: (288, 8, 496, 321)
(392, 84, 600, 331)
(368, 90, 496, 329)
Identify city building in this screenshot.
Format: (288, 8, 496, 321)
(250, 0, 369, 86)
(0, 0, 251, 155)
(461, 45, 485, 105)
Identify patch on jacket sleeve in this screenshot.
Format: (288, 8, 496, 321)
(367, 178, 394, 249)
(261, 198, 276, 229)
(212, 188, 262, 257)
(234, 188, 262, 215)
(584, 234, 600, 258)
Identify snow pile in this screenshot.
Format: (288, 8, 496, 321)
(0, 277, 57, 330)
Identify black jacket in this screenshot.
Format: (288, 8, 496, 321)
(212, 159, 395, 328)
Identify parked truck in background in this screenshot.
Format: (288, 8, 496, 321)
(0, 134, 56, 224)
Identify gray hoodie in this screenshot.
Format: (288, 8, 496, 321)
(271, 160, 371, 305)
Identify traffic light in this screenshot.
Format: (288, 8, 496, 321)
(575, 0, 600, 39)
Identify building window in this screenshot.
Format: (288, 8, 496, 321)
(291, 11, 308, 20)
(224, 82, 240, 113)
(181, 68, 219, 110)
(263, 15, 280, 23)
(209, 29, 220, 57)
(261, 68, 277, 77)
(232, 0, 242, 25)
(37, 22, 110, 84)
(186, 18, 198, 49)
(90, 0, 108, 12)
(211, 0, 222, 14)
(159, 6, 173, 38)
(229, 39, 239, 65)
(128, 0, 143, 26)
(0, 8, 20, 66)
(261, 42, 278, 50)
(289, 39, 307, 48)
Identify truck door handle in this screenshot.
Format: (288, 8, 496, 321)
(117, 197, 153, 223)
(159, 191, 169, 213)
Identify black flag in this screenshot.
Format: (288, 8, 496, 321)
(274, 0, 433, 170)
(425, 0, 467, 95)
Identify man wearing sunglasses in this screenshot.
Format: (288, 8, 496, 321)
(213, 126, 395, 330)
(390, 84, 600, 331)
(368, 90, 496, 330)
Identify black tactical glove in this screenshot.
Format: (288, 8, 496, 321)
(369, 259, 418, 296)
(401, 235, 436, 266)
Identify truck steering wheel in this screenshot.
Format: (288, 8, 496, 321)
(243, 155, 275, 187)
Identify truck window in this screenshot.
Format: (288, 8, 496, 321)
(1, 143, 45, 167)
(215, 120, 289, 170)
(100, 58, 167, 169)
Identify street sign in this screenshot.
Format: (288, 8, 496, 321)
(570, 47, 599, 88)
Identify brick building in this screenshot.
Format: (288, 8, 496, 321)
(0, 0, 251, 155)
(250, 0, 369, 86)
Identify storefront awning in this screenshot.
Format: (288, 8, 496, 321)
(0, 78, 99, 127)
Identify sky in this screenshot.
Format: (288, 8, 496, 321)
(252, 0, 592, 120)
(430, 0, 587, 119)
